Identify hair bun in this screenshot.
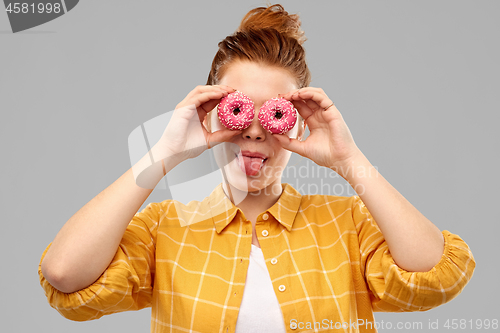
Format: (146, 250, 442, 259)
(238, 4, 306, 45)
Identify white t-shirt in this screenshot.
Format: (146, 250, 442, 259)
(235, 244, 287, 333)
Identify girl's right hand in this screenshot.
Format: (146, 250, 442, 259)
(152, 85, 241, 164)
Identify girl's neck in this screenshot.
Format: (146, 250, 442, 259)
(222, 181, 283, 218)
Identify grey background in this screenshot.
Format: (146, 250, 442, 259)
(1, 0, 498, 332)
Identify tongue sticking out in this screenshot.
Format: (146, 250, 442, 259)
(237, 154, 265, 176)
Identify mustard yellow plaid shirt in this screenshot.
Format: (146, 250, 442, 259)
(38, 183, 475, 333)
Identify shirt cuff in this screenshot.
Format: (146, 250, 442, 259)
(369, 230, 475, 312)
(38, 242, 152, 321)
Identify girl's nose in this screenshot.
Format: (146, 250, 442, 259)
(241, 110, 266, 141)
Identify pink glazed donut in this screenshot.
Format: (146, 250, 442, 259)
(258, 98, 297, 134)
(217, 91, 255, 130)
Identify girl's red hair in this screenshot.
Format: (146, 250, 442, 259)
(207, 4, 311, 89)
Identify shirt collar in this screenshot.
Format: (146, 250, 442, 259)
(267, 183, 302, 231)
(205, 183, 302, 233)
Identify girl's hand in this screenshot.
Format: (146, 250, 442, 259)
(275, 87, 362, 176)
(152, 85, 241, 163)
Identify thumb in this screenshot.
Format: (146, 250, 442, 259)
(207, 129, 242, 148)
(273, 134, 306, 157)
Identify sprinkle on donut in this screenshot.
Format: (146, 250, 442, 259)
(217, 91, 255, 130)
(258, 98, 297, 134)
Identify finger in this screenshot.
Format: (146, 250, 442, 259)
(278, 89, 316, 120)
(183, 85, 214, 100)
(279, 87, 323, 100)
(273, 134, 306, 157)
(282, 88, 325, 116)
(298, 87, 326, 95)
(184, 85, 235, 101)
(278, 88, 301, 99)
(199, 94, 227, 115)
(206, 129, 242, 149)
(194, 85, 234, 95)
(290, 99, 314, 120)
(293, 89, 333, 111)
(216, 85, 237, 93)
(177, 90, 228, 124)
(293, 94, 322, 113)
(191, 90, 229, 110)
(194, 86, 239, 112)
(197, 86, 239, 120)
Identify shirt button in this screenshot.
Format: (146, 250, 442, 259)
(271, 258, 278, 265)
(261, 230, 269, 237)
(262, 213, 269, 220)
(278, 285, 286, 292)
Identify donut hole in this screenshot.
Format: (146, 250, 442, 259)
(232, 107, 241, 116)
(274, 110, 283, 119)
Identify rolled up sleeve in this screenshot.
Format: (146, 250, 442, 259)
(352, 196, 476, 312)
(38, 202, 159, 321)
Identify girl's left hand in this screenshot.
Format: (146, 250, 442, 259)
(274, 87, 361, 174)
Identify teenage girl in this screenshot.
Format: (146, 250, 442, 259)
(39, 4, 475, 333)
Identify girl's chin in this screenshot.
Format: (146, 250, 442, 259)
(223, 175, 266, 193)
(222, 165, 276, 194)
